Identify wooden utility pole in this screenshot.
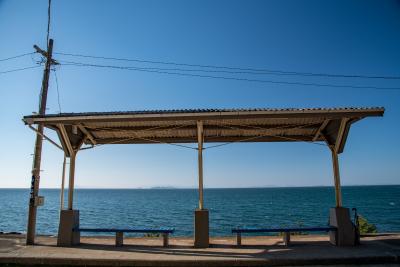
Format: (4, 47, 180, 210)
(26, 39, 56, 245)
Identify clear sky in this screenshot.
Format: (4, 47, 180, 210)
(0, 0, 399, 189)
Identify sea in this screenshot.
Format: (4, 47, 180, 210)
(0, 186, 399, 236)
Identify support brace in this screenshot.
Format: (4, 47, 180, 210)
(28, 124, 63, 150)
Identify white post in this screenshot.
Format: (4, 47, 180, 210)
(197, 121, 204, 210)
(60, 154, 66, 210)
(68, 151, 76, 210)
(331, 148, 342, 207)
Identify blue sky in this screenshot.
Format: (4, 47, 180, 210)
(0, 0, 399, 188)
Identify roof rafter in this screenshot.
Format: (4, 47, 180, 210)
(78, 124, 97, 146)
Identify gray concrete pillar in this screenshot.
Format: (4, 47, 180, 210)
(194, 209, 209, 248)
(57, 209, 80, 246)
(329, 207, 356, 246)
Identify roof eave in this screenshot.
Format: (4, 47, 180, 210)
(22, 108, 385, 125)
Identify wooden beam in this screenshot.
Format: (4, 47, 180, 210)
(28, 124, 64, 151)
(79, 124, 319, 132)
(92, 135, 316, 145)
(78, 125, 97, 145)
(312, 119, 330, 142)
(335, 118, 350, 153)
(58, 124, 74, 156)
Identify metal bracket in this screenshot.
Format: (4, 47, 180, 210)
(34, 196, 45, 207)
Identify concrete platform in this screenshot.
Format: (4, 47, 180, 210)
(0, 234, 399, 266)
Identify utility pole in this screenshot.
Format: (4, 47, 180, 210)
(26, 39, 57, 245)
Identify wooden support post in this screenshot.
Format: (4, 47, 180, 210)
(331, 148, 342, 207)
(60, 154, 66, 211)
(68, 152, 76, 210)
(197, 121, 204, 210)
(327, 118, 348, 208)
(26, 39, 55, 245)
(58, 124, 80, 211)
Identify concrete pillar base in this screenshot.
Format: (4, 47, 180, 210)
(329, 207, 356, 246)
(194, 209, 209, 248)
(57, 209, 80, 247)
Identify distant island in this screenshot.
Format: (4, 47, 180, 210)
(149, 186, 178, 189)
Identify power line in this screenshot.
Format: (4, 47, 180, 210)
(0, 65, 43, 75)
(58, 60, 400, 91)
(60, 59, 382, 79)
(58, 59, 320, 77)
(0, 52, 36, 62)
(54, 52, 400, 80)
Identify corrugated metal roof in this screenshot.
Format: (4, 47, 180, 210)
(23, 107, 384, 156)
(24, 107, 384, 118)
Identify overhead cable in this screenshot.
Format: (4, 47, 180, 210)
(58, 61, 400, 91)
(0, 65, 42, 75)
(54, 52, 400, 80)
(0, 52, 36, 62)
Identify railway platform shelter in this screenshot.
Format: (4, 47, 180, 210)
(23, 107, 384, 248)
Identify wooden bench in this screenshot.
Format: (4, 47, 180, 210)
(232, 226, 337, 246)
(74, 227, 175, 247)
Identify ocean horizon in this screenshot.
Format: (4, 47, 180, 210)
(1, 185, 399, 236)
(1, 184, 399, 190)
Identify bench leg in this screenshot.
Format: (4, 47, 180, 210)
(283, 232, 290, 246)
(116, 232, 123, 247)
(163, 233, 169, 247)
(237, 233, 242, 246)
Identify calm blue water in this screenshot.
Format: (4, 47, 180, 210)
(0, 186, 399, 236)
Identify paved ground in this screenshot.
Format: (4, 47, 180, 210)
(0, 234, 399, 266)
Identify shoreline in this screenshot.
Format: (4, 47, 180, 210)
(0, 232, 400, 239)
